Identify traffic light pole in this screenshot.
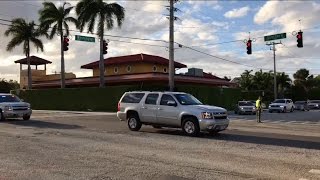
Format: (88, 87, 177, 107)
(266, 41, 282, 100)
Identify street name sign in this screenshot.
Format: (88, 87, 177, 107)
(264, 33, 286, 41)
(75, 35, 95, 42)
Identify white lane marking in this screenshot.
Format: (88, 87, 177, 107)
(299, 178, 309, 180)
(309, 169, 320, 175)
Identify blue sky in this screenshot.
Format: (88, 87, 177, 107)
(0, 0, 319, 81)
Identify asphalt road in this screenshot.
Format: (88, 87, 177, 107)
(0, 110, 319, 180)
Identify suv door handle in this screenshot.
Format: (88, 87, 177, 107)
(142, 106, 147, 109)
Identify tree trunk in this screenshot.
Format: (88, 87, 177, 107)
(99, 28, 105, 88)
(27, 40, 32, 90)
(60, 32, 65, 88)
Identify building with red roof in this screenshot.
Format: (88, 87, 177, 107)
(15, 53, 236, 89)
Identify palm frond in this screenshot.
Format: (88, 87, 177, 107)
(30, 37, 44, 52)
(105, 3, 125, 27)
(6, 36, 23, 51)
(63, 21, 70, 36)
(49, 24, 58, 39)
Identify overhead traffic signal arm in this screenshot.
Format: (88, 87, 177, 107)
(297, 31, 303, 48)
(246, 39, 252, 55)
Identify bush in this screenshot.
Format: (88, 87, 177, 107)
(11, 85, 241, 111)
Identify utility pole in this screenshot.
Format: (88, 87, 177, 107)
(169, 0, 175, 91)
(167, 0, 179, 91)
(266, 41, 282, 100)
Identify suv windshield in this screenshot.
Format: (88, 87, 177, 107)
(0, 95, 21, 103)
(273, 99, 285, 103)
(174, 94, 202, 105)
(239, 102, 254, 106)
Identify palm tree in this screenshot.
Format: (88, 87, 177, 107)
(76, 0, 125, 87)
(277, 72, 292, 98)
(39, 2, 78, 88)
(240, 70, 253, 91)
(4, 18, 47, 89)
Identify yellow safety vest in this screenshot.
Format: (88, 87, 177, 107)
(256, 99, 261, 108)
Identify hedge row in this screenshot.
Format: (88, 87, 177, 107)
(11, 85, 241, 112)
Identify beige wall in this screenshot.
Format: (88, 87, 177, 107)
(92, 63, 169, 76)
(20, 69, 76, 89)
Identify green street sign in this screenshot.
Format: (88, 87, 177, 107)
(75, 35, 95, 42)
(264, 33, 286, 41)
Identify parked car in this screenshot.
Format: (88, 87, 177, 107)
(235, 101, 256, 115)
(268, 99, 294, 113)
(294, 101, 309, 111)
(117, 91, 229, 136)
(307, 100, 320, 109)
(0, 93, 32, 120)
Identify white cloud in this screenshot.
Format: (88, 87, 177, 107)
(224, 6, 250, 19)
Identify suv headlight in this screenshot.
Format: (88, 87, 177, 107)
(201, 112, 213, 119)
(280, 105, 284, 108)
(4, 106, 13, 111)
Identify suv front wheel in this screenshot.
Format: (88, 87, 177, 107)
(182, 117, 200, 137)
(127, 113, 142, 131)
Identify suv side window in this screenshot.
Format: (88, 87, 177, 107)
(160, 94, 176, 106)
(145, 94, 159, 105)
(121, 93, 145, 103)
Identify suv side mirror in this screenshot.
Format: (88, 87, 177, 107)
(167, 101, 177, 107)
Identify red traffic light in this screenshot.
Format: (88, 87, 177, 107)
(296, 34, 302, 39)
(64, 37, 69, 43)
(246, 39, 252, 55)
(63, 36, 69, 51)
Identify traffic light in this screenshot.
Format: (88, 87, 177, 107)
(297, 31, 303, 48)
(103, 40, 108, 54)
(63, 36, 69, 51)
(246, 39, 252, 55)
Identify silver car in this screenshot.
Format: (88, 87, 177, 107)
(235, 101, 256, 115)
(117, 91, 229, 136)
(308, 100, 320, 109)
(0, 93, 32, 120)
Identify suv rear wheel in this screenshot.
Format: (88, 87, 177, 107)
(182, 117, 200, 137)
(127, 113, 142, 131)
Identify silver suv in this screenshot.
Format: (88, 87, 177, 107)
(117, 91, 229, 136)
(268, 99, 294, 113)
(0, 93, 32, 120)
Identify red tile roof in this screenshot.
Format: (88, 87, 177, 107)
(81, 53, 187, 69)
(14, 56, 52, 65)
(203, 72, 223, 80)
(32, 72, 236, 88)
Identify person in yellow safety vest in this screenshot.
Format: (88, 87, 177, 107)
(256, 96, 262, 123)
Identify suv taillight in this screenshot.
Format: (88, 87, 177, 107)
(117, 102, 120, 111)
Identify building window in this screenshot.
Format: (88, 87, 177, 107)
(114, 67, 118, 74)
(126, 65, 132, 72)
(153, 65, 157, 72)
(163, 68, 167, 73)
